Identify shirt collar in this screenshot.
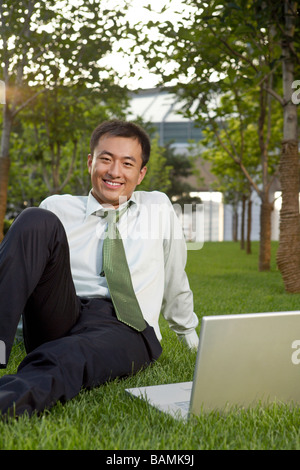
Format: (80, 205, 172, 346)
(85, 190, 137, 219)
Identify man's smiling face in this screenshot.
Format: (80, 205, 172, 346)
(87, 134, 147, 208)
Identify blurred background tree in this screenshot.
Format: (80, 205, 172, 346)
(0, 0, 130, 240)
(127, 0, 300, 288)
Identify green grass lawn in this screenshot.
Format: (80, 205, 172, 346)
(2, 241, 300, 450)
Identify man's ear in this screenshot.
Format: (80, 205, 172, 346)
(137, 166, 147, 185)
(87, 154, 93, 174)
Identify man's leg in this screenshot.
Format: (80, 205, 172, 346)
(0, 207, 80, 366)
(0, 298, 162, 417)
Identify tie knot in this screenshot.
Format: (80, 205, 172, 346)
(104, 211, 118, 224)
(94, 209, 117, 223)
(94, 202, 131, 225)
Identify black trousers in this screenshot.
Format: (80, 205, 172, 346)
(0, 207, 162, 417)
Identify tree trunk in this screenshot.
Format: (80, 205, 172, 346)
(246, 197, 252, 255)
(259, 197, 273, 271)
(240, 195, 246, 250)
(276, 0, 300, 292)
(232, 205, 238, 242)
(276, 141, 300, 292)
(0, 104, 13, 242)
(0, 157, 10, 242)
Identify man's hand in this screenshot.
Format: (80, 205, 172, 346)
(177, 330, 199, 350)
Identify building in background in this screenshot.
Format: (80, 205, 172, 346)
(128, 88, 281, 243)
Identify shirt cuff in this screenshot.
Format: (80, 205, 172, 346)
(177, 330, 199, 350)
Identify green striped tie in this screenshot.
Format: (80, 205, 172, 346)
(99, 205, 146, 332)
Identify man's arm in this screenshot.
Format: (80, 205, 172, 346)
(161, 198, 199, 350)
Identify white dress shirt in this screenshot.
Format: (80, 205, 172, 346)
(40, 190, 199, 348)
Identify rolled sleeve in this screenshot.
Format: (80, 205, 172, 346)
(161, 198, 199, 344)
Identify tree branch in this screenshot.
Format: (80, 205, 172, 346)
(59, 140, 78, 191)
(208, 115, 262, 198)
(11, 88, 46, 118)
(208, 26, 259, 73)
(263, 86, 285, 106)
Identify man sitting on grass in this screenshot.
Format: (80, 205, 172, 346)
(0, 120, 198, 418)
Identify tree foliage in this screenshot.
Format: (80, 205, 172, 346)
(138, 136, 172, 193)
(126, 0, 300, 283)
(0, 0, 131, 239)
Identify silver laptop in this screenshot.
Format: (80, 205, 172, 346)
(126, 311, 300, 419)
